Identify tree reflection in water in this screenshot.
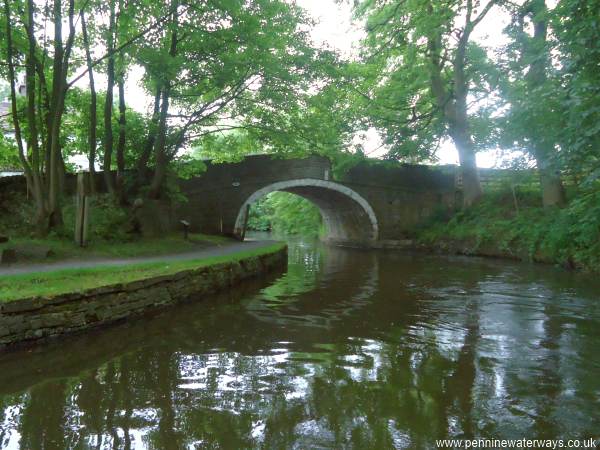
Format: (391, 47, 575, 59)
(0, 239, 599, 449)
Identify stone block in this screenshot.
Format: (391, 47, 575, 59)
(36, 312, 69, 328)
(0, 297, 44, 313)
(6, 320, 32, 336)
(0, 326, 12, 338)
(83, 284, 122, 297)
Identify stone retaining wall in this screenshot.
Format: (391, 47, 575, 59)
(0, 246, 287, 350)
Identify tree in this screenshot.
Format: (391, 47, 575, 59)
(499, 0, 567, 207)
(0, 0, 191, 232)
(553, 0, 600, 184)
(2, 0, 79, 232)
(102, 0, 117, 195)
(354, 0, 502, 206)
(1, 0, 348, 233)
(59, 87, 150, 173)
(80, 11, 98, 184)
(247, 192, 322, 236)
(132, 0, 332, 199)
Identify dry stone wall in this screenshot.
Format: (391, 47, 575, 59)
(0, 247, 287, 350)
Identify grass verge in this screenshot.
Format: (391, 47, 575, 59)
(0, 242, 286, 303)
(0, 233, 233, 263)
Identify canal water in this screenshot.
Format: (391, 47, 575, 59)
(0, 236, 599, 449)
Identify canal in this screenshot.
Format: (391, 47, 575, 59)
(0, 236, 599, 449)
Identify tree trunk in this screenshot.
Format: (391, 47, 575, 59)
(534, 145, 566, 207)
(114, 0, 128, 204)
(48, 105, 64, 228)
(35, 58, 52, 190)
(428, 29, 482, 207)
(135, 87, 162, 188)
(148, 12, 178, 199)
(450, 128, 483, 207)
(103, 0, 116, 194)
(81, 12, 97, 190)
(47, 0, 76, 228)
(47, 0, 64, 228)
(525, 0, 567, 207)
(25, 0, 50, 230)
(4, 0, 49, 234)
(116, 75, 127, 203)
(36, 72, 48, 176)
(148, 88, 170, 199)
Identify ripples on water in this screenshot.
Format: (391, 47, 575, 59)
(0, 235, 599, 449)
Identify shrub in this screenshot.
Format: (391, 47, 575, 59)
(417, 183, 600, 271)
(60, 194, 133, 243)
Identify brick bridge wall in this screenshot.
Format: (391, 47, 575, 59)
(176, 155, 458, 245)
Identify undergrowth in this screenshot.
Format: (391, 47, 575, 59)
(417, 185, 600, 271)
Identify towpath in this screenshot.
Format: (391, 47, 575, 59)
(0, 239, 277, 276)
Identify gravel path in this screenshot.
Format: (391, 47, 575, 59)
(0, 240, 278, 276)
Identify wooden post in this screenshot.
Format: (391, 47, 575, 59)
(511, 184, 520, 216)
(75, 172, 91, 247)
(180, 220, 190, 240)
(219, 201, 223, 234)
(240, 204, 250, 241)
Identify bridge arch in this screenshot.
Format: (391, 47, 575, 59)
(233, 178, 379, 244)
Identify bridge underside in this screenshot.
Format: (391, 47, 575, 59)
(233, 179, 379, 246)
(282, 186, 376, 245)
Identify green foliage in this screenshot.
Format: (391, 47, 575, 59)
(552, 0, 600, 183)
(88, 196, 133, 242)
(134, 0, 343, 164)
(0, 191, 36, 236)
(4, 192, 156, 245)
(0, 79, 9, 99)
(57, 194, 132, 242)
(418, 184, 600, 271)
(248, 192, 322, 237)
(0, 134, 20, 170)
(61, 87, 151, 169)
(542, 185, 600, 268)
(192, 131, 257, 163)
(352, 0, 501, 163)
(491, 0, 570, 186)
(330, 150, 368, 179)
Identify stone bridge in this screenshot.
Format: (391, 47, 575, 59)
(176, 155, 458, 246)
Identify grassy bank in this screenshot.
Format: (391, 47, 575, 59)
(0, 242, 286, 302)
(416, 187, 600, 272)
(0, 233, 233, 264)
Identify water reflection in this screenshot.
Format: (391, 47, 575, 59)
(1, 238, 600, 449)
